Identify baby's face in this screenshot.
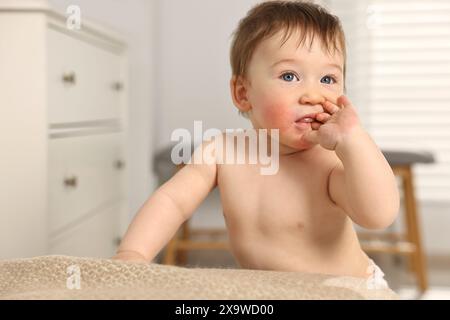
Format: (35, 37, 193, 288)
(244, 29, 345, 153)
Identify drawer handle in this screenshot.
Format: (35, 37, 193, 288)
(114, 160, 125, 170)
(112, 81, 124, 91)
(62, 72, 76, 84)
(63, 176, 78, 188)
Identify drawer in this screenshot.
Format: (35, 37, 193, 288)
(47, 27, 124, 124)
(49, 132, 125, 234)
(49, 201, 120, 258)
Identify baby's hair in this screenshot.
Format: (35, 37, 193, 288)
(229, 0, 347, 119)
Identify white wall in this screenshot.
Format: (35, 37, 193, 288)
(154, 0, 257, 149)
(49, 0, 157, 221)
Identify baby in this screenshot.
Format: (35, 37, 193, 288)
(112, 0, 400, 284)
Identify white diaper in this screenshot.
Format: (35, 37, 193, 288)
(366, 258, 389, 290)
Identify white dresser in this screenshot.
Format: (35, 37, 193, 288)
(0, 0, 129, 259)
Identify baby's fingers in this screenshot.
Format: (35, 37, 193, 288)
(316, 112, 331, 123)
(323, 100, 340, 114)
(311, 121, 321, 130)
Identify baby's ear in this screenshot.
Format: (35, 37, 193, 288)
(230, 75, 252, 113)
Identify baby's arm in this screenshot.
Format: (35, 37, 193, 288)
(112, 141, 217, 263)
(328, 127, 400, 230)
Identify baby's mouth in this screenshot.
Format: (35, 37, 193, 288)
(296, 117, 314, 123)
(295, 113, 318, 124)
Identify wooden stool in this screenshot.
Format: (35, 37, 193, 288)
(162, 222, 229, 265)
(358, 150, 434, 293)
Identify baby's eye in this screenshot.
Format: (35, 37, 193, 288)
(321, 75, 337, 85)
(280, 72, 299, 82)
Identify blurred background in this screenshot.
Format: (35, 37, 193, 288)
(1, 0, 449, 299)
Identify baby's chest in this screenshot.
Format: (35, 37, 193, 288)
(217, 163, 337, 236)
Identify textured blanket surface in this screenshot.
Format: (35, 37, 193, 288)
(0, 255, 398, 300)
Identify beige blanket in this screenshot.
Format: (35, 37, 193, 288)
(0, 255, 398, 300)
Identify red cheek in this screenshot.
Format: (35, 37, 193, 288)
(262, 104, 294, 130)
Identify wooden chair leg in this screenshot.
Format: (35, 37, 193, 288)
(394, 166, 416, 273)
(403, 166, 428, 293)
(160, 164, 184, 265)
(177, 221, 190, 265)
(163, 235, 178, 265)
(399, 172, 417, 274)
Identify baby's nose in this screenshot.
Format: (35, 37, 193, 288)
(299, 99, 325, 113)
(299, 91, 326, 107)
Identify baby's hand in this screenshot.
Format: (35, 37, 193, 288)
(111, 250, 149, 264)
(302, 95, 362, 151)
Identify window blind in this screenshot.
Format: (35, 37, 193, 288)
(328, 0, 450, 202)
